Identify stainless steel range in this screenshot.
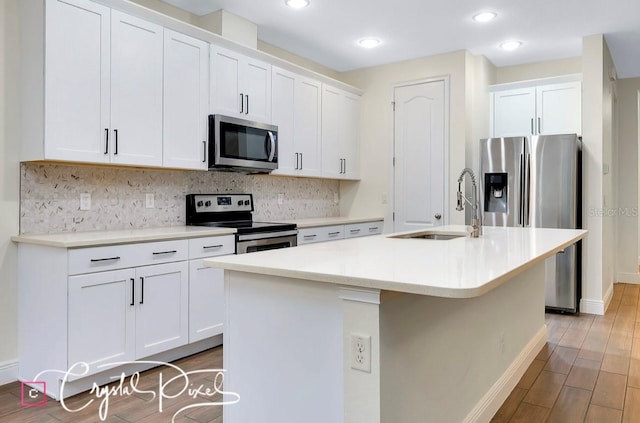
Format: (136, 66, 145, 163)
(186, 194, 297, 254)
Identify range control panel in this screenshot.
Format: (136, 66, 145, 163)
(190, 194, 253, 213)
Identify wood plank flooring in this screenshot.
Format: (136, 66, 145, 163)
(2, 283, 640, 422)
(492, 283, 640, 423)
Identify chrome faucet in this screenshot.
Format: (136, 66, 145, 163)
(456, 168, 482, 238)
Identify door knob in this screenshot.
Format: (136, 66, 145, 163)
(435, 213, 442, 220)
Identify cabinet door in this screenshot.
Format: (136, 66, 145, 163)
(243, 57, 272, 122)
(189, 260, 224, 342)
(135, 262, 189, 358)
(110, 10, 163, 167)
(271, 67, 297, 175)
(295, 77, 322, 177)
(68, 269, 136, 377)
(342, 91, 361, 179)
(491, 88, 536, 137)
(44, 0, 111, 163)
(163, 30, 209, 170)
(211, 46, 242, 117)
(321, 85, 343, 178)
(536, 81, 582, 136)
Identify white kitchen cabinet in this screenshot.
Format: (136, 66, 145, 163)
(321, 85, 361, 180)
(22, 0, 163, 167)
(490, 79, 581, 137)
(297, 220, 383, 245)
(163, 29, 210, 170)
(68, 268, 136, 375)
(211, 45, 272, 123)
(271, 67, 322, 177)
(188, 235, 235, 343)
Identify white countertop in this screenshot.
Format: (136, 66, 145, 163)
(11, 226, 236, 248)
(205, 225, 587, 298)
(281, 216, 383, 228)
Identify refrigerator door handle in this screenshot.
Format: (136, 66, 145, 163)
(518, 153, 524, 226)
(524, 154, 531, 226)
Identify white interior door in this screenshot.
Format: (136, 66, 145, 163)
(394, 80, 446, 232)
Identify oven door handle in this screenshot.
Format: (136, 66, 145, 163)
(266, 131, 276, 162)
(236, 229, 298, 242)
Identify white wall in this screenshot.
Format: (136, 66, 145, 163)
(495, 57, 582, 84)
(338, 51, 477, 227)
(0, 0, 20, 380)
(581, 34, 617, 313)
(616, 78, 640, 281)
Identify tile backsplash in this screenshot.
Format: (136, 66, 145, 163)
(20, 163, 340, 234)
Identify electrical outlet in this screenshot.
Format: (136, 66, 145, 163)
(333, 192, 339, 204)
(146, 193, 155, 209)
(350, 333, 371, 373)
(278, 193, 284, 205)
(80, 193, 91, 211)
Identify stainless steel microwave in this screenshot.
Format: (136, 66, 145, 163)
(209, 115, 278, 173)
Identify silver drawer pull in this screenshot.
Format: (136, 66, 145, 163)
(203, 245, 223, 249)
(369, 227, 379, 231)
(350, 229, 361, 233)
(90, 256, 120, 262)
(328, 232, 341, 236)
(153, 250, 177, 255)
(303, 234, 317, 239)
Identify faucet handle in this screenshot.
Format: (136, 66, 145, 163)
(434, 213, 442, 220)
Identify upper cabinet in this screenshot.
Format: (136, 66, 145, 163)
(271, 67, 322, 177)
(490, 79, 581, 137)
(24, 0, 163, 167)
(321, 85, 361, 180)
(211, 45, 272, 123)
(163, 29, 210, 170)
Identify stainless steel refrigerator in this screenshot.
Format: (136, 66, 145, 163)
(480, 134, 582, 313)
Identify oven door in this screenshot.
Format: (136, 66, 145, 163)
(236, 230, 298, 254)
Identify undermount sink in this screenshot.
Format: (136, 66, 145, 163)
(390, 231, 467, 240)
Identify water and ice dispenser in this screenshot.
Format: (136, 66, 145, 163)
(484, 173, 508, 213)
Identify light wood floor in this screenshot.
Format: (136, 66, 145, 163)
(2, 284, 640, 422)
(492, 283, 640, 422)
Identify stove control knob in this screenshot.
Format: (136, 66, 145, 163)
(244, 200, 250, 206)
(237, 200, 243, 206)
(196, 201, 203, 207)
(205, 201, 212, 207)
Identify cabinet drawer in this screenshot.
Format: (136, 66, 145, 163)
(345, 221, 383, 238)
(68, 240, 188, 275)
(189, 236, 235, 259)
(298, 225, 344, 245)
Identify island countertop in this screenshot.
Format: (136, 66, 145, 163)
(204, 225, 587, 298)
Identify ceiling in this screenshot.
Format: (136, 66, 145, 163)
(160, 0, 640, 78)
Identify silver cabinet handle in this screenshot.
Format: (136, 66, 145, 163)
(104, 128, 109, 154)
(343, 158, 346, 174)
(350, 229, 361, 234)
(239, 93, 244, 113)
(435, 213, 442, 220)
(114, 129, 119, 154)
(328, 231, 341, 236)
(130, 278, 135, 306)
(245, 94, 249, 115)
(140, 277, 144, 304)
(303, 234, 317, 239)
(202, 141, 207, 163)
(203, 244, 223, 249)
(368, 227, 379, 231)
(299, 153, 303, 170)
(153, 250, 177, 255)
(295, 153, 300, 170)
(90, 256, 120, 262)
(537, 117, 541, 134)
(530, 118, 534, 135)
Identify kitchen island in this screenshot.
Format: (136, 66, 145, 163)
(205, 225, 586, 423)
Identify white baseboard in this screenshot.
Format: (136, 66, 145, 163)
(0, 359, 19, 386)
(463, 325, 548, 423)
(618, 273, 640, 284)
(580, 298, 606, 315)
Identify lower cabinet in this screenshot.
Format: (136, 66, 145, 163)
(189, 260, 224, 342)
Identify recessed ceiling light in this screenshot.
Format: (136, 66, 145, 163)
(499, 40, 522, 51)
(358, 38, 381, 49)
(473, 12, 497, 22)
(285, 0, 309, 9)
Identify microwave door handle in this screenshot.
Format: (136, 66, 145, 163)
(266, 131, 276, 162)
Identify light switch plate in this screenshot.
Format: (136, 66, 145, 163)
(146, 193, 155, 209)
(80, 193, 91, 211)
